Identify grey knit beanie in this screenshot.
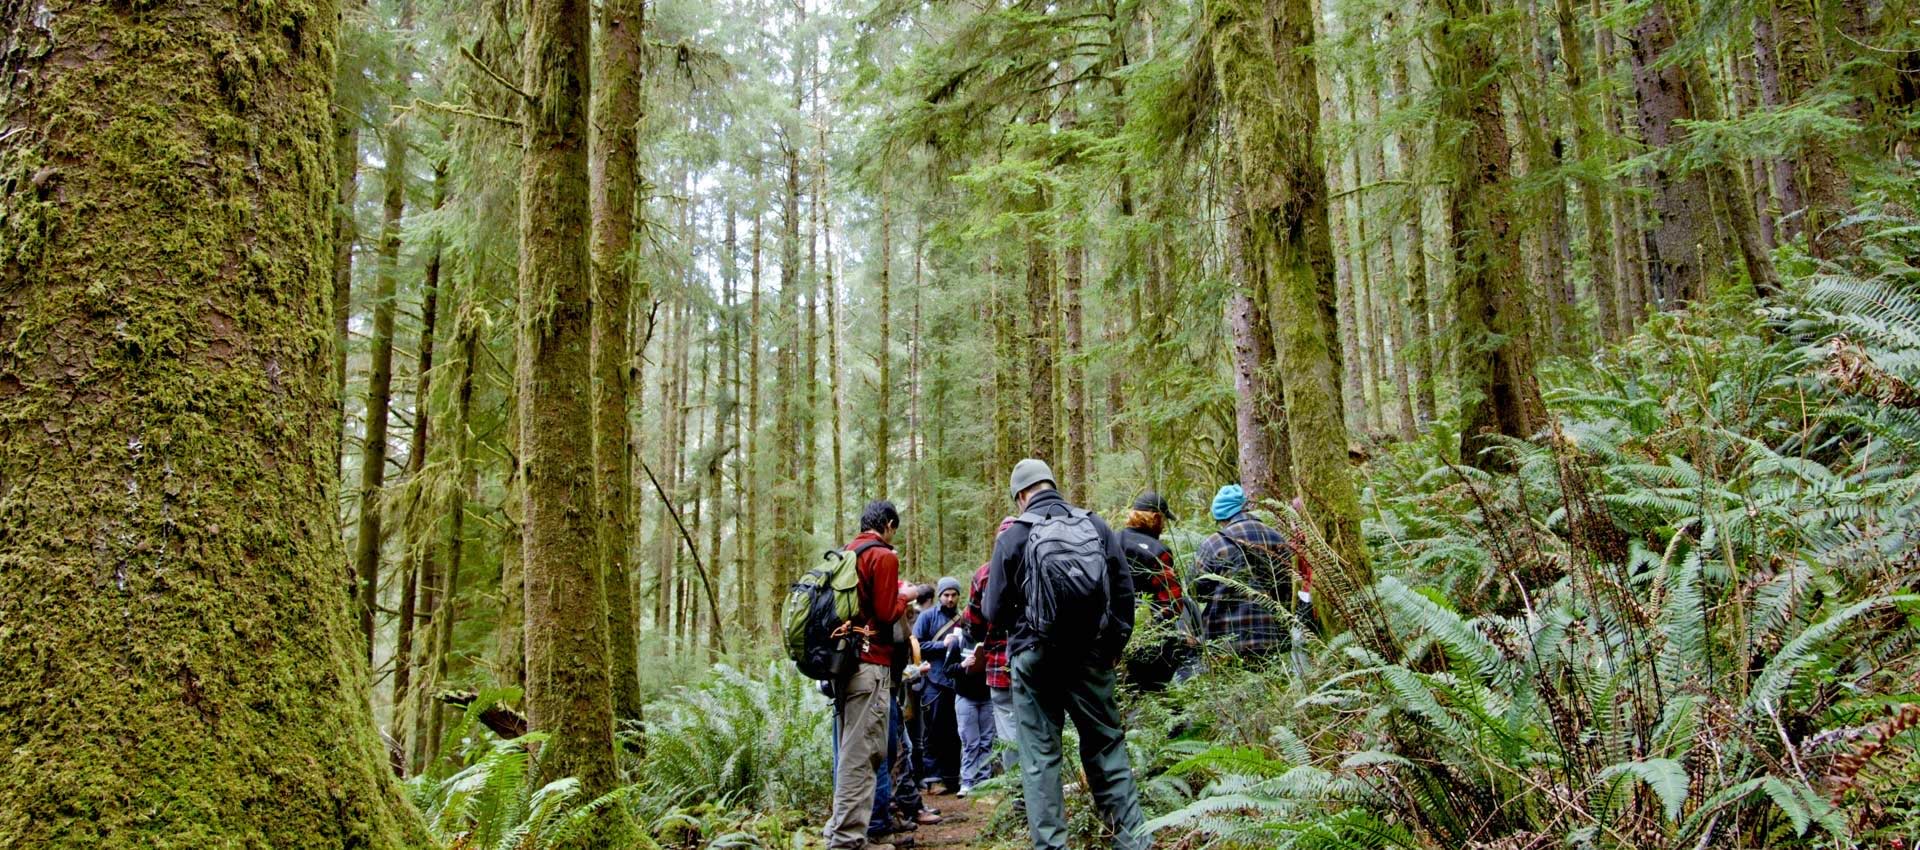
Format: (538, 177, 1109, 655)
(1008, 458, 1056, 503)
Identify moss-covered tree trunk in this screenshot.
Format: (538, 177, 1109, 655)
(1389, 47, 1437, 422)
(332, 118, 360, 465)
(515, 0, 626, 815)
(1210, 0, 1371, 636)
(1772, 0, 1849, 257)
(354, 118, 407, 662)
(1226, 193, 1292, 503)
(1438, 0, 1550, 466)
(1064, 242, 1089, 503)
(394, 163, 446, 763)
(416, 306, 479, 771)
(0, 0, 426, 840)
(1554, 0, 1624, 343)
(1627, 0, 1714, 305)
(590, 0, 645, 721)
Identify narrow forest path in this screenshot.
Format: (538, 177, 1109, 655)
(906, 790, 996, 849)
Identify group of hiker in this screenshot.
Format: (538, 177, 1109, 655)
(804, 460, 1312, 850)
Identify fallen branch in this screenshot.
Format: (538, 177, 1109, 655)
(437, 690, 529, 739)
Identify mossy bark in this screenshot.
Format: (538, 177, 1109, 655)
(0, 0, 426, 842)
(589, 0, 645, 721)
(1437, 0, 1549, 467)
(1627, 0, 1715, 305)
(395, 163, 445, 763)
(516, 0, 627, 820)
(1554, 0, 1623, 343)
(1209, 0, 1371, 635)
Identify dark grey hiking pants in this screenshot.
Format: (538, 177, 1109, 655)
(1010, 647, 1148, 850)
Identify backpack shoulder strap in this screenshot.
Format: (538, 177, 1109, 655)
(1015, 511, 1045, 526)
(850, 539, 893, 557)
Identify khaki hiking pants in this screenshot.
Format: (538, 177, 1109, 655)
(826, 663, 891, 849)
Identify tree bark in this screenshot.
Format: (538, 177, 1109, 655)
(1773, 0, 1850, 257)
(333, 120, 360, 469)
(1628, 0, 1716, 305)
(1064, 243, 1089, 503)
(1750, 6, 1808, 245)
(1226, 194, 1292, 503)
(416, 309, 478, 771)
(589, 0, 645, 720)
(393, 163, 446, 762)
(1210, 0, 1374, 637)
(516, 0, 627, 818)
(746, 214, 763, 629)
(0, 0, 424, 838)
(1555, 0, 1624, 343)
(1390, 47, 1437, 421)
(1026, 228, 1057, 465)
(876, 189, 893, 500)
(354, 118, 407, 664)
(1440, 0, 1551, 466)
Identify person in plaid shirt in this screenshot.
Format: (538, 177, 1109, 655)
(1193, 484, 1299, 659)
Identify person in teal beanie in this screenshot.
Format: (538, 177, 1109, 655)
(1210, 484, 1247, 522)
(1194, 483, 1298, 657)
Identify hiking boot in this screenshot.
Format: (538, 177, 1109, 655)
(914, 810, 943, 826)
(956, 785, 972, 798)
(925, 782, 950, 796)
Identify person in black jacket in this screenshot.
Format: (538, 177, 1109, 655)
(1117, 491, 1198, 691)
(982, 459, 1148, 850)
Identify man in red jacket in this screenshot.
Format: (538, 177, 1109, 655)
(826, 501, 907, 850)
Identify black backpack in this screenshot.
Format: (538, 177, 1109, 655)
(1017, 507, 1111, 644)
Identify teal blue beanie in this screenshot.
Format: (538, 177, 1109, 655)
(1211, 484, 1247, 521)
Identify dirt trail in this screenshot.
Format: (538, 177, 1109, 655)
(896, 790, 997, 849)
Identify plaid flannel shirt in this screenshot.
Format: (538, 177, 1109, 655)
(1193, 512, 1297, 657)
(964, 561, 1013, 689)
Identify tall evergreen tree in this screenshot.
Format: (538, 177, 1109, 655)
(0, 0, 425, 840)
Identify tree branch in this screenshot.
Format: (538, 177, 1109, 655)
(461, 45, 536, 103)
(637, 457, 730, 654)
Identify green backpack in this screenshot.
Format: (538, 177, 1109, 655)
(783, 541, 887, 680)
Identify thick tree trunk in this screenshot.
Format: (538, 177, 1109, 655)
(1773, 0, 1850, 257)
(495, 459, 526, 690)
(1628, 0, 1716, 305)
(775, 148, 802, 582)
(876, 190, 893, 500)
(1210, 0, 1373, 637)
(515, 0, 626, 818)
(1226, 198, 1292, 503)
(589, 0, 645, 720)
(1750, 7, 1808, 245)
(0, 0, 424, 839)
(1441, 0, 1551, 466)
(1026, 231, 1056, 463)
(1064, 244, 1089, 503)
(354, 119, 407, 663)
(1390, 49, 1437, 421)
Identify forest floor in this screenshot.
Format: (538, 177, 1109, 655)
(904, 789, 996, 849)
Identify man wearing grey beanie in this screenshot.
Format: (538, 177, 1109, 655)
(911, 575, 966, 794)
(983, 459, 1149, 850)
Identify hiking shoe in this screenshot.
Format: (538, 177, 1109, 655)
(914, 810, 943, 826)
(889, 817, 919, 833)
(956, 785, 972, 798)
(925, 783, 949, 796)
